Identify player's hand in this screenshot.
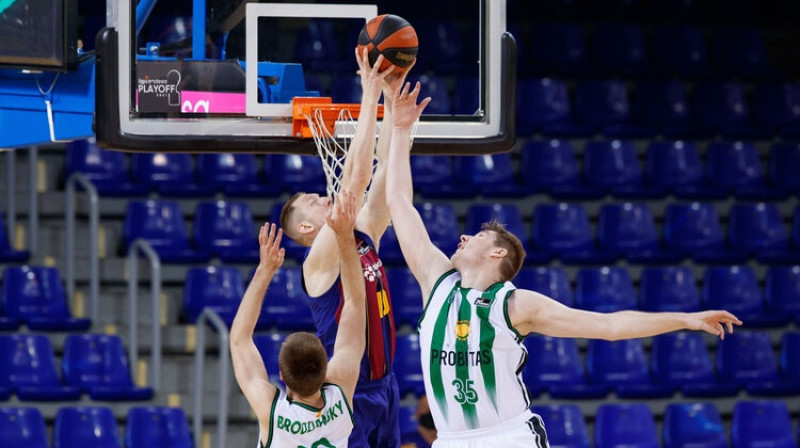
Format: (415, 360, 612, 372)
(325, 189, 358, 236)
(393, 81, 431, 129)
(258, 223, 285, 273)
(382, 60, 415, 107)
(685, 310, 742, 339)
(356, 47, 394, 102)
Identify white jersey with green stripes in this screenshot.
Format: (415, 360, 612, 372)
(418, 269, 532, 433)
(259, 383, 354, 448)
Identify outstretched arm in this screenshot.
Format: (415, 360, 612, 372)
(323, 190, 366, 403)
(230, 223, 285, 435)
(508, 288, 743, 340)
(386, 82, 451, 302)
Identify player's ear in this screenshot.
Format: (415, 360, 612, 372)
(490, 247, 508, 259)
(297, 220, 316, 236)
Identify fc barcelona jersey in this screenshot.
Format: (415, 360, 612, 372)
(302, 230, 396, 383)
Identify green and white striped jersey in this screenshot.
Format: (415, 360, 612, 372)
(418, 269, 532, 433)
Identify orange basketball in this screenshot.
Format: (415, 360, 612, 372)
(357, 14, 418, 73)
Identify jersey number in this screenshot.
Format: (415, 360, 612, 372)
(377, 290, 390, 318)
(452, 378, 478, 404)
(298, 438, 335, 448)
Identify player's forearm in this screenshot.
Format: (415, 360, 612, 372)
(386, 127, 415, 208)
(333, 233, 367, 353)
(230, 266, 275, 344)
(601, 311, 690, 340)
(342, 95, 380, 192)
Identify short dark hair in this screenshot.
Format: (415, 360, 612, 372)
(278, 332, 328, 396)
(279, 192, 304, 242)
(482, 220, 526, 282)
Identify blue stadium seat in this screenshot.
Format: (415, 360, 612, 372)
(122, 200, 211, 263)
(755, 83, 800, 138)
(329, 76, 362, 104)
(597, 203, 682, 263)
(131, 152, 214, 197)
(261, 267, 314, 331)
(269, 202, 309, 262)
(62, 334, 153, 401)
(634, 81, 698, 138)
(663, 203, 748, 264)
(769, 143, 800, 193)
(195, 153, 279, 197)
(706, 141, 784, 199)
(0, 407, 48, 448)
(663, 403, 726, 448)
(732, 401, 796, 448)
(413, 19, 468, 74)
(728, 203, 797, 263)
(453, 77, 479, 115)
(454, 154, 529, 197)
(651, 332, 738, 397)
(587, 339, 674, 398)
(377, 226, 404, 266)
(125, 407, 192, 448)
(694, 83, 768, 139)
(575, 81, 652, 138)
(193, 201, 259, 263)
(716, 331, 800, 396)
(464, 204, 530, 253)
(0, 334, 80, 401)
(521, 140, 601, 199)
(530, 24, 589, 75)
(64, 139, 148, 196)
(529, 405, 590, 448)
(253, 333, 288, 385)
(416, 74, 451, 115)
(780, 332, 800, 382)
(269, 154, 326, 195)
(514, 267, 573, 306)
(522, 335, 608, 399)
(0, 208, 29, 263)
(395, 334, 425, 397)
(294, 19, 347, 73)
(591, 24, 648, 75)
(54, 406, 121, 448)
(575, 267, 637, 313)
(639, 267, 700, 312)
(411, 155, 470, 198)
(594, 404, 659, 448)
(530, 203, 616, 264)
(644, 141, 725, 199)
(417, 202, 460, 257)
(712, 27, 771, 78)
(398, 403, 420, 447)
(703, 266, 786, 327)
(1, 266, 90, 331)
(583, 140, 665, 198)
(387, 268, 423, 328)
(183, 266, 260, 329)
(765, 267, 800, 317)
(518, 78, 592, 137)
(651, 25, 708, 76)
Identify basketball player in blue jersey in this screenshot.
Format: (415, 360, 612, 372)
(231, 191, 366, 448)
(279, 49, 411, 447)
(385, 82, 743, 447)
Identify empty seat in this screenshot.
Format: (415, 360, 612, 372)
(575, 81, 652, 138)
(410, 155, 469, 198)
(707, 141, 783, 199)
(1, 265, 90, 331)
(54, 406, 121, 448)
(755, 83, 800, 137)
(387, 268, 423, 328)
(645, 141, 724, 198)
(294, 19, 347, 73)
(0, 208, 29, 263)
(695, 83, 768, 139)
(0, 407, 48, 448)
(531, 203, 615, 264)
(521, 140, 600, 199)
(62, 334, 153, 401)
(575, 267, 637, 313)
(131, 152, 214, 197)
(780, 332, 800, 382)
(591, 24, 648, 75)
(583, 140, 663, 198)
(518, 78, 592, 137)
(253, 333, 288, 385)
(594, 404, 659, 448)
(195, 153, 279, 197)
(454, 154, 529, 197)
(652, 25, 708, 76)
(529, 405, 590, 448)
(414, 19, 468, 74)
(765, 267, 800, 316)
(182, 266, 261, 329)
(377, 225, 404, 266)
(464, 204, 528, 251)
(64, 139, 148, 196)
(732, 401, 796, 448)
(728, 203, 790, 256)
(769, 142, 800, 193)
(416, 74, 451, 115)
(716, 331, 800, 395)
(328, 76, 362, 104)
(703, 266, 786, 327)
(663, 203, 747, 264)
(193, 201, 259, 263)
(634, 81, 697, 138)
(651, 332, 738, 397)
(522, 335, 608, 399)
(0, 334, 81, 401)
(122, 200, 211, 263)
(417, 203, 460, 257)
(269, 154, 327, 195)
(395, 334, 425, 397)
(597, 203, 681, 263)
(125, 406, 192, 448)
(663, 403, 726, 448)
(261, 267, 314, 331)
(640, 267, 700, 312)
(712, 27, 770, 78)
(530, 24, 588, 75)
(586, 339, 674, 398)
(514, 267, 573, 306)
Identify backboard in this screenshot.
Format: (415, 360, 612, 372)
(95, 0, 516, 154)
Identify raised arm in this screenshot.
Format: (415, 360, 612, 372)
(230, 223, 284, 434)
(385, 82, 452, 301)
(323, 190, 366, 403)
(507, 288, 742, 340)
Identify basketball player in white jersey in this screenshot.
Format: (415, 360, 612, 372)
(385, 82, 743, 448)
(231, 190, 365, 448)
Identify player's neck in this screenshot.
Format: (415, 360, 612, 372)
(288, 390, 324, 408)
(458, 267, 502, 291)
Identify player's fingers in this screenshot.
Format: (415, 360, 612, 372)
(372, 55, 384, 75)
(258, 224, 267, 246)
(399, 81, 411, 98)
(274, 228, 283, 247)
(409, 81, 422, 98)
(418, 96, 433, 114)
(379, 64, 395, 78)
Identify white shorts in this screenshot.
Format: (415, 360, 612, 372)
(432, 410, 549, 448)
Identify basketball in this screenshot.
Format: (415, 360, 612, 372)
(357, 14, 418, 73)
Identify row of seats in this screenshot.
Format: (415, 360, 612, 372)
(0, 406, 190, 448)
(401, 400, 800, 448)
(0, 333, 150, 402)
(394, 332, 800, 400)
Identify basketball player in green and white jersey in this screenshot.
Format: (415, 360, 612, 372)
(385, 82, 743, 447)
(231, 190, 364, 448)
